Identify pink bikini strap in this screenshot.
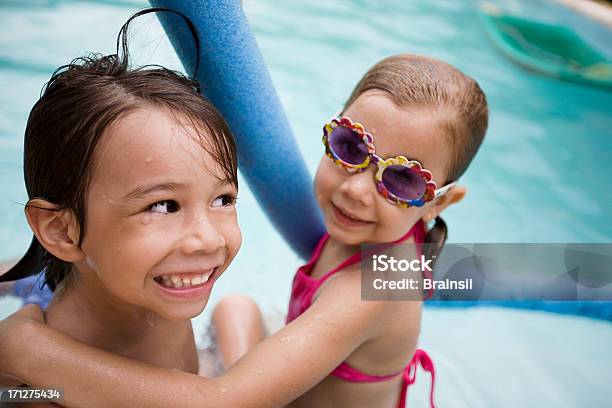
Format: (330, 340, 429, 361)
(308, 233, 331, 264)
(316, 220, 425, 287)
(332, 362, 400, 383)
(399, 349, 436, 408)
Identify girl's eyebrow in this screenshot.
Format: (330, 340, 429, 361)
(215, 177, 234, 186)
(378, 152, 427, 168)
(122, 182, 186, 200)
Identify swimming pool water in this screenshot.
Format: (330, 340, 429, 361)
(1, 0, 611, 406)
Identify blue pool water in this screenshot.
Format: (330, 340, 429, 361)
(1, 0, 611, 406)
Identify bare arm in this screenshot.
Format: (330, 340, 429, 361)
(2, 271, 389, 408)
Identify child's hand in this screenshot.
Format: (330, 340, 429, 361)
(0, 304, 45, 384)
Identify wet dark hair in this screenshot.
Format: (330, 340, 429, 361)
(0, 8, 238, 291)
(343, 54, 489, 262)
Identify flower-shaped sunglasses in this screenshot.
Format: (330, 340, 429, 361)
(323, 116, 456, 208)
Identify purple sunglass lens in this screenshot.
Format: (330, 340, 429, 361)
(381, 165, 426, 201)
(329, 126, 369, 165)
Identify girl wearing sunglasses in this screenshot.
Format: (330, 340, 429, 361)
(1, 54, 487, 408)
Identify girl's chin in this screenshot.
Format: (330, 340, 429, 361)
(157, 306, 206, 322)
(153, 298, 210, 321)
(326, 223, 368, 246)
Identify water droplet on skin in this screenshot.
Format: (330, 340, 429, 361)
(85, 256, 99, 272)
(280, 335, 298, 343)
(146, 313, 158, 328)
(142, 213, 152, 225)
(145, 156, 153, 163)
(219, 387, 228, 393)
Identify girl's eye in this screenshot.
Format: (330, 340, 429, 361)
(212, 194, 237, 208)
(147, 200, 179, 214)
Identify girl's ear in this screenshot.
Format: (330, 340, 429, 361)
(422, 185, 466, 222)
(25, 199, 85, 263)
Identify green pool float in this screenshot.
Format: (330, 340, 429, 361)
(479, 2, 612, 89)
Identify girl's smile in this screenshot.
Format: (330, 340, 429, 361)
(153, 267, 221, 300)
(330, 201, 375, 227)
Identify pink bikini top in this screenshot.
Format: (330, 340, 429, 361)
(286, 220, 436, 408)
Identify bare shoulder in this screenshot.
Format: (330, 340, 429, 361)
(315, 263, 414, 338)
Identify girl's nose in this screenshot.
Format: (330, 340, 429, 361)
(339, 170, 375, 207)
(178, 213, 226, 255)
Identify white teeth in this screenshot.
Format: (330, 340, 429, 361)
(157, 269, 215, 289)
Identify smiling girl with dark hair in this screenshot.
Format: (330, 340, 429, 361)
(0, 7, 242, 380)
